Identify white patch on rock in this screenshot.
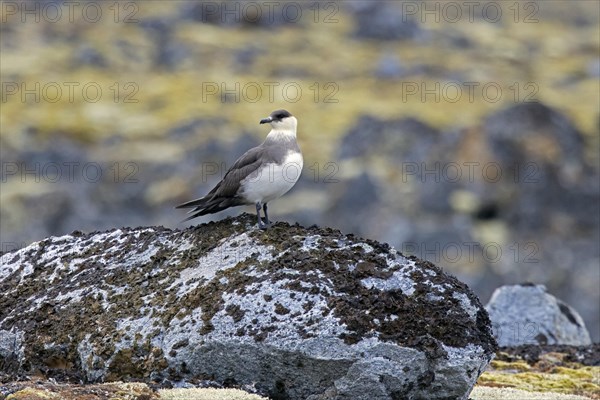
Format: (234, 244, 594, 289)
(116, 313, 161, 345)
(426, 293, 444, 302)
(0, 243, 39, 281)
(207, 277, 346, 345)
(0, 329, 24, 367)
(77, 334, 107, 382)
(167, 232, 274, 296)
(360, 259, 418, 295)
(453, 292, 478, 321)
(301, 235, 321, 250)
(351, 243, 374, 253)
(163, 307, 205, 360)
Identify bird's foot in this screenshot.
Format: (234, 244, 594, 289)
(258, 219, 272, 230)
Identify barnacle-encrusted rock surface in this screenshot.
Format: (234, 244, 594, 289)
(0, 214, 496, 400)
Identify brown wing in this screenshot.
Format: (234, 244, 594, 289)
(209, 144, 272, 198)
(176, 144, 274, 216)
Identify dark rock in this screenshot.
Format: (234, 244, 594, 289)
(22, 191, 74, 235)
(324, 172, 379, 235)
(228, 132, 262, 165)
(15, 136, 89, 168)
(474, 203, 500, 220)
(486, 284, 591, 346)
(345, 1, 422, 41)
(139, 17, 189, 69)
(177, 132, 261, 191)
(374, 53, 406, 79)
(233, 46, 263, 71)
(140, 18, 172, 36)
(0, 214, 496, 399)
(72, 46, 106, 67)
(484, 102, 584, 167)
(181, 1, 298, 28)
(483, 102, 599, 232)
(331, 171, 378, 210)
(338, 115, 439, 161)
(167, 120, 201, 141)
(167, 118, 226, 141)
(449, 33, 472, 49)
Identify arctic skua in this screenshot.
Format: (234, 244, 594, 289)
(176, 109, 303, 229)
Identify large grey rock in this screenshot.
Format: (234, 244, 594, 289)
(0, 214, 496, 399)
(486, 284, 592, 346)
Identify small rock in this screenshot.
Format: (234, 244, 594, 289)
(486, 284, 592, 346)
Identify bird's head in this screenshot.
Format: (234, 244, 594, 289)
(260, 109, 297, 133)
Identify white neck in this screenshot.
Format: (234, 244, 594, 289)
(267, 128, 296, 141)
(265, 116, 298, 142)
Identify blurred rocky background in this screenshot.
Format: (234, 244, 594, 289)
(1, 1, 598, 341)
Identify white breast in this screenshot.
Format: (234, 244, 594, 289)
(241, 151, 303, 204)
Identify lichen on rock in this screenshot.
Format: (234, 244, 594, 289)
(0, 214, 496, 399)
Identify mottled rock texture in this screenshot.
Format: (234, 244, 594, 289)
(0, 214, 496, 400)
(486, 284, 592, 346)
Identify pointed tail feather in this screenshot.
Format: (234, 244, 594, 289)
(181, 211, 207, 222)
(177, 196, 246, 222)
(175, 196, 209, 209)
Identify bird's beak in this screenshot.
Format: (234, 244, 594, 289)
(259, 116, 272, 124)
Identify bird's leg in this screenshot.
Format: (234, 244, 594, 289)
(262, 203, 271, 227)
(255, 202, 265, 229)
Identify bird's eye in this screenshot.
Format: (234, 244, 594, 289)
(276, 114, 285, 119)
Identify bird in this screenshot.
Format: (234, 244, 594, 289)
(176, 109, 303, 229)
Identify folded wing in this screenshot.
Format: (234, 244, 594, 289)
(175, 145, 269, 221)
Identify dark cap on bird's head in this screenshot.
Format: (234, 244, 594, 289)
(260, 109, 293, 124)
